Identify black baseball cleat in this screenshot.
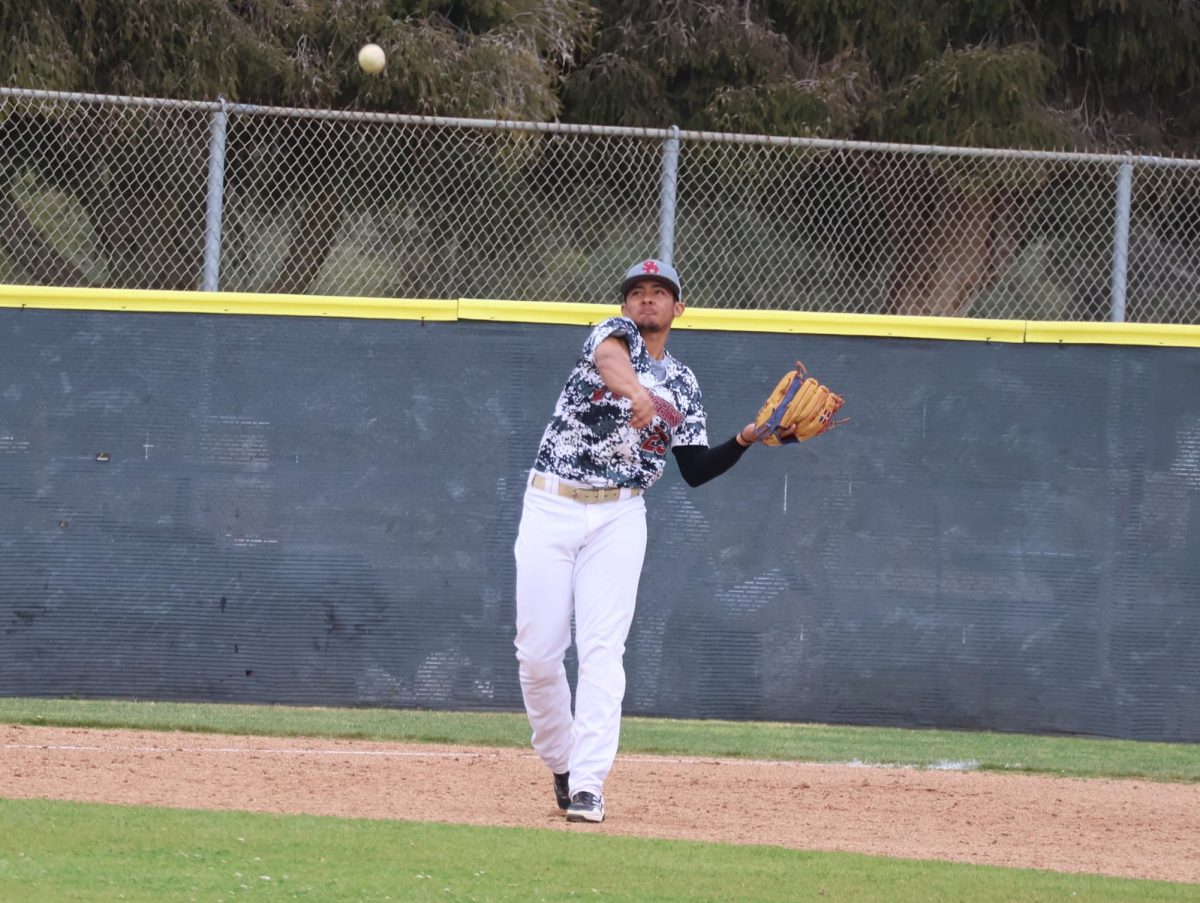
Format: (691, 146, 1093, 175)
(566, 790, 605, 823)
(553, 772, 570, 810)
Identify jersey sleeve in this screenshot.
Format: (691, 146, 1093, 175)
(582, 316, 644, 364)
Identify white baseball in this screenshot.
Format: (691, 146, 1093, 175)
(357, 43, 386, 74)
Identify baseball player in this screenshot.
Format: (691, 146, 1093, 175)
(513, 258, 787, 823)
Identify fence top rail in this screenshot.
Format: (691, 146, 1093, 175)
(5, 84, 1200, 169)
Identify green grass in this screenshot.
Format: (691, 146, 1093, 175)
(2, 696, 1198, 783)
(0, 798, 1194, 903)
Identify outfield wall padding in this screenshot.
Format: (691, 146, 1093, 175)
(1, 306, 1198, 742)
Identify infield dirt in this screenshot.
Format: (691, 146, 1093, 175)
(2, 723, 1198, 884)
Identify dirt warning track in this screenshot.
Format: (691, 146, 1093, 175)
(3, 724, 1198, 884)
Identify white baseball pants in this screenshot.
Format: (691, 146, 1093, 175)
(513, 470, 647, 798)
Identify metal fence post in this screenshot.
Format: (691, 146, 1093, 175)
(658, 125, 681, 266)
(1110, 155, 1133, 322)
(201, 97, 229, 292)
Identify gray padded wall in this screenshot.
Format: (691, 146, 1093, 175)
(2, 307, 1198, 741)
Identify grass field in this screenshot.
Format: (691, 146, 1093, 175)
(2, 697, 1198, 902)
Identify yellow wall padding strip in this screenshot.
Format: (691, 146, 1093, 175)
(460, 299, 1030, 342)
(671, 307, 1029, 342)
(5, 285, 1200, 347)
(1025, 320, 1200, 348)
(458, 298, 618, 325)
(0, 285, 457, 321)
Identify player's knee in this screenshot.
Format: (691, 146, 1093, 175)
(516, 653, 562, 684)
(577, 640, 625, 668)
(577, 643, 626, 684)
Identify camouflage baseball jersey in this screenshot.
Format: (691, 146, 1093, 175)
(533, 316, 708, 489)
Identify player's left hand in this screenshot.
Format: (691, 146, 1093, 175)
(751, 362, 846, 445)
(738, 420, 795, 445)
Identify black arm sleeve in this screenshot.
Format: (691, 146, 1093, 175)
(671, 436, 752, 488)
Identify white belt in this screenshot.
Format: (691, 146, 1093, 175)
(531, 472, 642, 504)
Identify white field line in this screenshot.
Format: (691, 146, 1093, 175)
(0, 742, 982, 772)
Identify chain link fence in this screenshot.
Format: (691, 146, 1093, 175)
(4, 86, 1200, 322)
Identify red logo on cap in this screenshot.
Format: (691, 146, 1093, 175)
(642, 260, 660, 274)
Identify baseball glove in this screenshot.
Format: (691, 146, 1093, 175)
(752, 361, 846, 445)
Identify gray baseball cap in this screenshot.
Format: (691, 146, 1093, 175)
(620, 258, 682, 301)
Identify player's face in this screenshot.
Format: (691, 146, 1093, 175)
(622, 279, 683, 332)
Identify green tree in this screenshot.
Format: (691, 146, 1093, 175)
(561, 0, 869, 135)
(5, 1, 1200, 148)
(0, 0, 595, 117)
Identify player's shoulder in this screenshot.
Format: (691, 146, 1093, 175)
(595, 314, 638, 335)
(585, 315, 638, 343)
